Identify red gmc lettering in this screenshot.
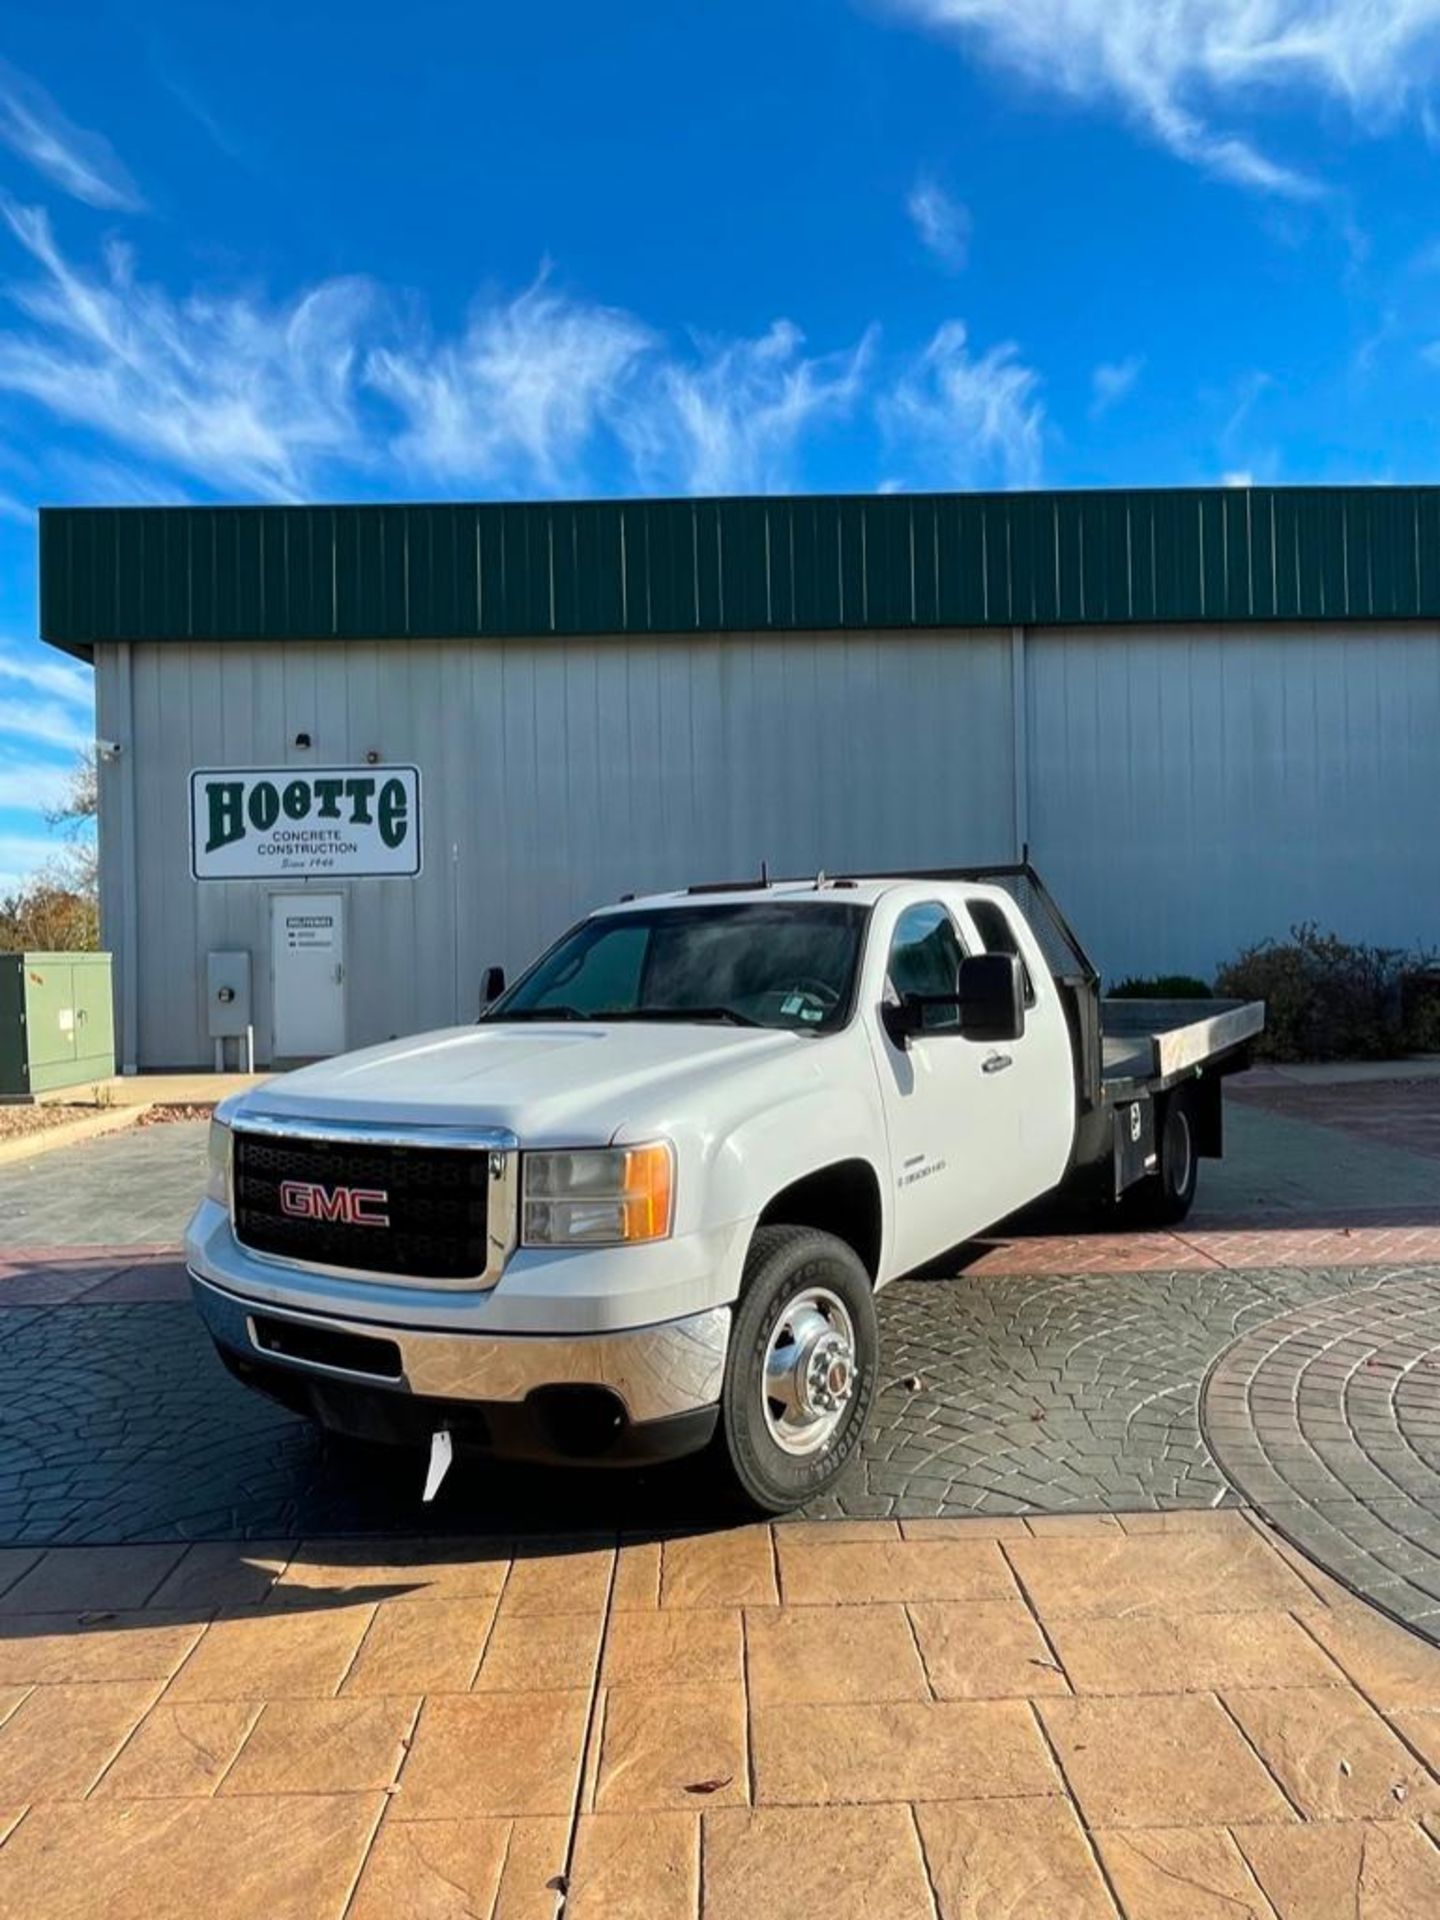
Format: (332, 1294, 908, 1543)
(278, 1181, 390, 1227)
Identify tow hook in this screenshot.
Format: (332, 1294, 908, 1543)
(422, 1428, 454, 1502)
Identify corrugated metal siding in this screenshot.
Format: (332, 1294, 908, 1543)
(42, 487, 1440, 653)
(106, 631, 1017, 1066)
(1028, 623, 1440, 978)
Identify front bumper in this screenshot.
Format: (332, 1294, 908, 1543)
(192, 1272, 729, 1465)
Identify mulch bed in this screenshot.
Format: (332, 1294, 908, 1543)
(0, 1104, 106, 1140)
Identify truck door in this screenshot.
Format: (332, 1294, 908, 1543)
(872, 900, 1008, 1275)
(959, 894, 1075, 1211)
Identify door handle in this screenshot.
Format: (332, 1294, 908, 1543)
(982, 1052, 1013, 1075)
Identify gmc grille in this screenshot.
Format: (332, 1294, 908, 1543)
(233, 1131, 495, 1281)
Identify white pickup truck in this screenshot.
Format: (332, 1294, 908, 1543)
(186, 866, 1263, 1511)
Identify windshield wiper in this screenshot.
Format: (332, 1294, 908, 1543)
(483, 1005, 588, 1022)
(487, 1004, 766, 1028)
(594, 1006, 765, 1028)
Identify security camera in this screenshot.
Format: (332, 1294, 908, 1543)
(94, 739, 121, 760)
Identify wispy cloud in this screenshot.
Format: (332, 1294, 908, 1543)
(0, 637, 94, 769)
(1220, 368, 1274, 449)
(0, 638, 92, 710)
(880, 1, 1440, 194)
(0, 201, 373, 499)
(622, 321, 876, 494)
(0, 208, 890, 501)
(906, 175, 971, 269)
(0, 757, 75, 811)
(0, 830, 74, 894)
(1090, 355, 1143, 418)
(368, 274, 653, 493)
(0, 58, 143, 211)
(0, 696, 91, 754)
(878, 320, 1044, 489)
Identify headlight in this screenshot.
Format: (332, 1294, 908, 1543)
(521, 1142, 674, 1248)
(205, 1117, 233, 1207)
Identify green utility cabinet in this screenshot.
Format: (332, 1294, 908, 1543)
(0, 952, 115, 1099)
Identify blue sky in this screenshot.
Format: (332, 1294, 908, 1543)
(5, 1, 1440, 887)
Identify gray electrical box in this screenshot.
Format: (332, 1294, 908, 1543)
(206, 951, 251, 1038)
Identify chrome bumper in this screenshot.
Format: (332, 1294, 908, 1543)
(191, 1273, 730, 1425)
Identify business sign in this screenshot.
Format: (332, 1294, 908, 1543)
(190, 766, 422, 880)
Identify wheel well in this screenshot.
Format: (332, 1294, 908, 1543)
(755, 1160, 883, 1281)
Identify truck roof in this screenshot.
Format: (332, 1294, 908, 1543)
(592, 876, 1013, 914)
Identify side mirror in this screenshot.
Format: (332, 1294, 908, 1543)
(881, 995, 925, 1048)
(958, 952, 1025, 1042)
(479, 965, 506, 1016)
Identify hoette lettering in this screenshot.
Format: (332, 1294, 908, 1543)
(204, 781, 247, 852)
(195, 768, 419, 874)
(247, 781, 281, 831)
(344, 776, 376, 825)
(377, 777, 407, 849)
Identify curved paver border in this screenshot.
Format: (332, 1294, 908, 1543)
(1203, 1271, 1440, 1642)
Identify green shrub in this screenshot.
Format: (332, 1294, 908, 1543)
(1214, 924, 1440, 1062)
(1109, 973, 1213, 1000)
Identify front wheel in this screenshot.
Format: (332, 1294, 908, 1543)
(717, 1225, 878, 1513)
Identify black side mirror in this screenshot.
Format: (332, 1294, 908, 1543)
(881, 995, 925, 1048)
(479, 965, 506, 1016)
(958, 952, 1025, 1042)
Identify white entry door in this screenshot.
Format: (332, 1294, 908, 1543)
(270, 893, 346, 1060)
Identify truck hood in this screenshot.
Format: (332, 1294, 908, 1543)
(232, 1019, 806, 1144)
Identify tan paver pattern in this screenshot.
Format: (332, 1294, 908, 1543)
(1, 1513, 1440, 1915)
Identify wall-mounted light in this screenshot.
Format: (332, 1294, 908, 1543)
(294, 731, 312, 749)
(365, 748, 381, 765)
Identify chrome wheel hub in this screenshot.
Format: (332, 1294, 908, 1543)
(762, 1287, 857, 1457)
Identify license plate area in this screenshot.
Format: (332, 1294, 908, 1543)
(250, 1313, 404, 1382)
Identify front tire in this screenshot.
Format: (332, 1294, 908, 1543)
(718, 1225, 877, 1514)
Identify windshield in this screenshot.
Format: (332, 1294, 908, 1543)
(488, 901, 869, 1034)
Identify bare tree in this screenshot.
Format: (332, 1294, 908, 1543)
(43, 747, 98, 902)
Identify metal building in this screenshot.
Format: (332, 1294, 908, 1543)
(37, 486, 1440, 1072)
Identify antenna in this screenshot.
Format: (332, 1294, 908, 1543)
(760, 859, 770, 886)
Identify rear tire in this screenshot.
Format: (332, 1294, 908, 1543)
(717, 1225, 877, 1514)
(1128, 1090, 1198, 1226)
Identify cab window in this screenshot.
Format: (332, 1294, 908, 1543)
(886, 903, 966, 1032)
(965, 898, 1038, 1008)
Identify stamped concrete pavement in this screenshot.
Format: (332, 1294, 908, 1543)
(0, 1514, 1438, 1918)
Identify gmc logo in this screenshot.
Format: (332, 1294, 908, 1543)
(279, 1181, 390, 1228)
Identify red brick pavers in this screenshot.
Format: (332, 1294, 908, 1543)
(961, 1220, 1440, 1276)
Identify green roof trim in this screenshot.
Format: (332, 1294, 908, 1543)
(37, 486, 1440, 657)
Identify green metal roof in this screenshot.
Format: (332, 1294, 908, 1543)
(37, 486, 1440, 658)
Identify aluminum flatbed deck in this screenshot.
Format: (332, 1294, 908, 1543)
(1100, 997, 1266, 1098)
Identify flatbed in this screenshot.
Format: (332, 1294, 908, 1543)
(1100, 998, 1266, 1098)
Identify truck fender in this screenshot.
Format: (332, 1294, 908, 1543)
(697, 1084, 892, 1284)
